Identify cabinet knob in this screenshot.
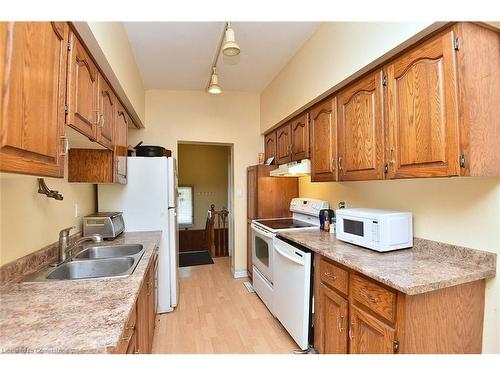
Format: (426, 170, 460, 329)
(324, 272, 337, 281)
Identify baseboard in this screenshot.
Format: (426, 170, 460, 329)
(233, 269, 249, 279)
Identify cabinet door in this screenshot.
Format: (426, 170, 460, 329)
(0, 22, 68, 178)
(96, 73, 115, 149)
(349, 304, 395, 354)
(66, 31, 98, 140)
(276, 123, 292, 164)
(264, 132, 276, 164)
(136, 276, 149, 354)
(247, 166, 257, 219)
(386, 30, 460, 178)
(317, 283, 348, 354)
(310, 98, 337, 182)
(338, 71, 384, 181)
(291, 113, 309, 161)
(114, 103, 128, 184)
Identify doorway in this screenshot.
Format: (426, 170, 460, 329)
(177, 142, 233, 269)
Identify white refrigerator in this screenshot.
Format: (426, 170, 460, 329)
(98, 157, 179, 313)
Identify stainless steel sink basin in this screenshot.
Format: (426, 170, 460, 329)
(46, 258, 135, 280)
(22, 243, 146, 282)
(74, 244, 143, 259)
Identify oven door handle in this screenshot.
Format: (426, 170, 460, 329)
(251, 223, 274, 239)
(274, 245, 304, 266)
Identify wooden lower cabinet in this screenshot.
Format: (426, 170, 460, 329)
(317, 283, 348, 354)
(115, 253, 158, 354)
(314, 255, 485, 354)
(349, 304, 395, 354)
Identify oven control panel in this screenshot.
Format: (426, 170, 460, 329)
(290, 198, 329, 216)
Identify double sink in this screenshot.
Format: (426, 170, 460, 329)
(24, 244, 145, 282)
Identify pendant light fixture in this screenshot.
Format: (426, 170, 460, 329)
(206, 21, 240, 95)
(207, 67, 222, 94)
(222, 22, 240, 56)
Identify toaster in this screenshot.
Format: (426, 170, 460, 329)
(83, 212, 125, 239)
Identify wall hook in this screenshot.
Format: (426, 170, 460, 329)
(37, 178, 63, 200)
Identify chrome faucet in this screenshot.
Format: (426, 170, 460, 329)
(52, 226, 103, 266)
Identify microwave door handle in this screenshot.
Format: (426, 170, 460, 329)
(274, 246, 304, 266)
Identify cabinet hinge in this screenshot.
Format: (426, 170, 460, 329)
(454, 37, 460, 51)
(384, 163, 388, 174)
(393, 340, 400, 353)
(459, 154, 466, 168)
(67, 41, 72, 51)
(64, 104, 68, 114)
(382, 75, 388, 87)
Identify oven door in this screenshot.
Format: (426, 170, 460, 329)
(251, 223, 274, 283)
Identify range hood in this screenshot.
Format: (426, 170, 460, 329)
(270, 159, 311, 177)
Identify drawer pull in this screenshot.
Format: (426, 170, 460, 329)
(125, 324, 135, 331)
(337, 315, 344, 333)
(360, 289, 380, 304)
(348, 320, 354, 340)
(324, 272, 337, 281)
(122, 335, 132, 341)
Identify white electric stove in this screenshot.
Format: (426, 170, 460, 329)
(250, 198, 329, 351)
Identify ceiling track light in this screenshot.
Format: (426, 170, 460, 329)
(222, 21, 240, 57)
(206, 21, 241, 95)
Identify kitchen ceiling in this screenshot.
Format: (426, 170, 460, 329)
(124, 22, 319, 92)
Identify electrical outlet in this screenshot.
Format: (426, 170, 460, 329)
(74, 203, 80, 218)
(338, 201, 346, 209)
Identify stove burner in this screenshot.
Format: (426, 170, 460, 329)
(255, 218, 317, 230)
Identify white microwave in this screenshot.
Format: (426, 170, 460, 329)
(336, 208, 413, 252)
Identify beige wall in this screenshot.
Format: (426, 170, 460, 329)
(178, 144, 229, 229)
(0, 162, 96, 266)
(87, 22, 146, 125)
(129, 90, 261, 273)
(260, 22, 433, 132)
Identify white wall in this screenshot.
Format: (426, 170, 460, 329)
(129, 90, 261, 274)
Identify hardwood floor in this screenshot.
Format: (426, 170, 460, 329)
(151, 257, 298, 354)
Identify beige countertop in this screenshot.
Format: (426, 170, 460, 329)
(278, 230, 496, 295)
(0, 231, 161, 354)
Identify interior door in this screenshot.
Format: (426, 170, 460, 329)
(338, 71, 384, 181)
(0, 22, 68, 178)
(349, 304, 395, 354)
(318, 283, 348, 354)
(310, 98, 337, 182)
(386, 29, 460, 178)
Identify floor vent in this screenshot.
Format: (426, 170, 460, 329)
(243, 281, 255, 293)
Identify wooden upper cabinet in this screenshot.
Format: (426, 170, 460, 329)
(310, 98, 337, 182)
(316, 283, 348, 354)
(114, 103, 128, 184)
(276, 123, 292, 165)
(349, 304, 395, 354)
(291, 113, 309, 161)
(386, 29, 460, 178)
(0, 22, 69, 178)
(338, 71, 384, 181)
(66, 31, 98, 141)
(96, 74, 115, 149)
(264, 131, 276, 164)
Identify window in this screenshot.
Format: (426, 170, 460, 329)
(178, 186, 194, 228)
